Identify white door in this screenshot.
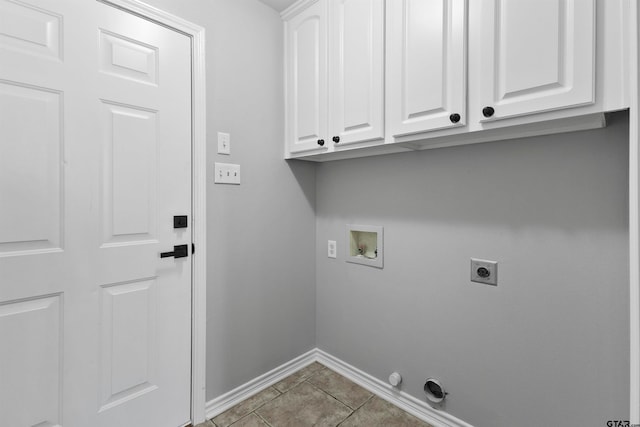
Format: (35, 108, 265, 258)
(386, 0, 467, 137)
(328, 0, 384, 147)
(285, 0, 328, 154)
(476, 0, 595, 121)
(0, 1, 192, 426)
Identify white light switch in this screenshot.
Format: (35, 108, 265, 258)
(217, 132, 231, 155)
(214, 162, 240, 185)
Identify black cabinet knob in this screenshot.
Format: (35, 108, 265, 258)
(317, 139, 325, 146)
(449, 113, 461, 123)
(482, 106, 495, 118)
(332, 136, 340, 143)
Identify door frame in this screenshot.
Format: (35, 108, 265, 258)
(98, 0, 207, 423)
(631, 1, 640, 423)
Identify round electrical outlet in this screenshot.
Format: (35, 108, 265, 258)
(477, 267, 490, 278)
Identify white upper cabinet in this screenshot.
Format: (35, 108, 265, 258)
(283, 0, 625, 160)
(386, 0, 467, 137)
(329, 0, 385, 146)
(285, 0, 328, 154)
(476, 0, 596, 121)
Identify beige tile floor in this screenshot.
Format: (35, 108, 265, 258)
(197, 362, 434, 427)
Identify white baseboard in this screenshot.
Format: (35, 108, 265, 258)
(205, 348, 473, 427)
(314, 349, 473, 427)
(205, 349, 317, 419)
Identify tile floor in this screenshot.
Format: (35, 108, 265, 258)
(197, 362, 434, 427)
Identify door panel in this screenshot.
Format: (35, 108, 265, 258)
(0, 294, 62, 427)
(329, 0, 384, 146)
(101, 101, 158, 246)
(99, 29, 159, 85)
(0, 0, 62, 60)
(0, 1, 192, 426)
(99, 279, 158, 412)
(477, 0, 595, 120)
(0, 81, 62, 254)
(500, 0, 562, 97)
(387, 0, 467, 137)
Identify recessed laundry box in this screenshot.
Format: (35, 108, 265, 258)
(346, 224, 383, 268)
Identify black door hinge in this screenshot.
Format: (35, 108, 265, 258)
(192, 243, 195, 254)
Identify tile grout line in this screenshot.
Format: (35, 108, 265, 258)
(304, 371, 374, 411)
(211, 386, 282, 427)
(335, 395, 375, 427)
(335, 410, 356, 427)
(254, 411, 274, 427)
(252, 386, 282, 413)
(354, 393, 375, 411)
(252, 385, 291, 426)
(302, 379, 355, 415)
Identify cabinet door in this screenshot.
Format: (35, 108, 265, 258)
(477, 0, 595, 121)
(387, 0, 467, 137)
(329, 0, 385, 146)
(285, 0, 328, 154)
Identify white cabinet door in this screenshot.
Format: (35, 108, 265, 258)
(476, 0, 595, 121)
(285, 0, 328, 154)
(386, 0, 467, 137)
(329, 0, 384, 146)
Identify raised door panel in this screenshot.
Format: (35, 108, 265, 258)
(0, 81, 63, 255)
(99, 279, 157, 412)
(0, 295, 62, 427)
(329, 0, 384, 146)
(100, 101, 158, 247)
(0, 0, 62, 61)
(477, 0, 595, 121)
(286, 0, 327, 154)
(99, 29, 159, 86)
(387, 0, 467, 137)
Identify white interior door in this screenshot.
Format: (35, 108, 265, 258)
(0, 1, 192, 426)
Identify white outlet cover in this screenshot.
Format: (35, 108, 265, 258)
(328, 240, 337, 258)
(470, 258, 498, 286)
(217, 132, 230, 155)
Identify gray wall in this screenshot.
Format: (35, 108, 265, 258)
(121, 3, 630, 425)
(141, 0, 317, 400)
(315, 112, 630, 427)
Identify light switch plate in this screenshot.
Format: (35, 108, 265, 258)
(217, 132, 230, 155)
(471, 258, 498, 286)
(328, 240, 337, 258)
(214, 162, 240, 184)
